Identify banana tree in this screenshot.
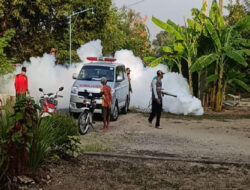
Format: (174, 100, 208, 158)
(190, 8, 250, 111)
(151, 17, 203, 94)
(146, 43, 184, 74)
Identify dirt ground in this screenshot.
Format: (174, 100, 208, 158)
(80, 110, 250, 164)
(14, 108, 250, 190)
(42, 155, 250, 190)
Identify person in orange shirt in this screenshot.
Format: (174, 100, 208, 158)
(101, 77, 112, 130)
(15, 67, 29, 101)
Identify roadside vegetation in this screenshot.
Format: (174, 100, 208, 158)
(0, 0, 249, 189)
(0, 0, 153, 65)
(0, 98, 80, 188)
(147, 0, 250, 111)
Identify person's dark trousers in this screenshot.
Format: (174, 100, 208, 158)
(148, 100, 162, 127)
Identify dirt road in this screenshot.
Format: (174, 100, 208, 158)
(43, 155, 250, 190)
(80, 112, 250, 164)
(20, 111, 250, 190)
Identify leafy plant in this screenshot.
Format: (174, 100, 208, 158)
(0, 110, 14, 183)
(42, 114, 80, 157)
(0, 97, 40, 186)
(190, 1, 250, 111)
(0, 29, 16, 75)
(28, 118, 56, 170)
(150, 9, 204, 94)
(150, 0, 250, 111)
(0, 97, 81, 187)
(0, 1, 153, 63)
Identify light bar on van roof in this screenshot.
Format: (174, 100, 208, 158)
(87, 57, 116, 62)
(87, 57, 98, 61)
(104, 58, 116, 62)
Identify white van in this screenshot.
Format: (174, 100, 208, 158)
(69, 57, 130, 120)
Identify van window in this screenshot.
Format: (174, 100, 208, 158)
(78, 66, 114, 81)
(116, 66, 125, 81)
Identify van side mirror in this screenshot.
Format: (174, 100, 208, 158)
(39, 88, 43, 92)
(59, 87, 64, 91)
(72, 73, 78, 80)
(116, 75, 123, 82)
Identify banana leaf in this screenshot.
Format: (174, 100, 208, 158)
(152, 16, 184, 41)
(190, 53, 218, 72)
(225, 50, 247, 67)
(233, 79, 250, 92)
(206, 74, 218, 83)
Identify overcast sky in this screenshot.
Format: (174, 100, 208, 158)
(113, 0, 234, 41)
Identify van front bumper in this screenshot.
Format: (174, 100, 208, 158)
(69, 94, 102, 114)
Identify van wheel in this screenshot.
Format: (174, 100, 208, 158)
(111, 102, 119, 121)
(122, 97, 128, 114)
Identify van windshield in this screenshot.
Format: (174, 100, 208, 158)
(78, 66, 114, 82)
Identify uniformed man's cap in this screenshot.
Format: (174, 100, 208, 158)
(157, 70, 165, 75)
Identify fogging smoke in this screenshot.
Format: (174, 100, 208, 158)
(0, 39, 203, 115)
(77, 39, 102, 62)
(0, 40, 103, 108)
(114, 50, 204, 115)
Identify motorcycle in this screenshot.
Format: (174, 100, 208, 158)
(78, 93, 97, 135)
(38, 87, 64, 117)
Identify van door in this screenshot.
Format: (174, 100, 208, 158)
(115, 66, 126, 108)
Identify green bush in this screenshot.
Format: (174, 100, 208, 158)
(0, 99, 80, 186)
(0, 97, 40, 185)
(42, 114, 80, 157)
(28, 118, 56, 170)
(0, 110, 14, 183)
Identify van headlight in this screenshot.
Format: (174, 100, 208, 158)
(71, 86, 78, 94)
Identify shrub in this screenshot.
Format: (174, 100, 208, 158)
(0, 97, 40, 185)
(42, 114, 80, 157)
(28, 118, 56, 170)
(0, 99, 80, 187)
(0, 110, 14, 184)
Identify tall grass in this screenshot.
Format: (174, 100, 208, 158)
(43, 114, 79, 156)
(28, 118, 56, 170)
(0, 98, 80, 187)
(0, 110, 14, 182)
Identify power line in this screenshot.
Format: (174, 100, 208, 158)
(127, 0, 146, 8)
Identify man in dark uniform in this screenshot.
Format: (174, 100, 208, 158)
(15, 67, 29, 101)
(148, 70, 165, 129)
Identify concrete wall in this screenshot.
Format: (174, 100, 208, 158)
(0, 94, 15, 106)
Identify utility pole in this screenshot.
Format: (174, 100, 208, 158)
(68, 8, 94, 65)
(219, 0, 223, 15)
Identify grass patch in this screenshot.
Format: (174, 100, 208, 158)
(82, 143, 111, 152)
(80, 133, 116, 153)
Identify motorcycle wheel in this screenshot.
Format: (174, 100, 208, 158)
(78, 111, 89, 135)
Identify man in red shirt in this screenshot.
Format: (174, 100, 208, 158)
(15, 67, 29, 101)
(101, 77, 112, 130)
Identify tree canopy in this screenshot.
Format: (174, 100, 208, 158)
(150, 0, 250, 111)
(0, 29, 15, 75)
(0, 0, 152, 64)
